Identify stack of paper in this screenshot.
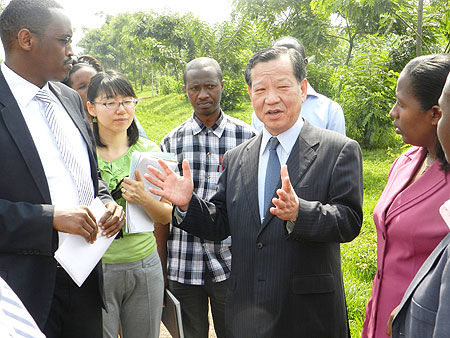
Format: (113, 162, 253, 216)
(54, 198, 113, 287)
(126, 152, 177, 233)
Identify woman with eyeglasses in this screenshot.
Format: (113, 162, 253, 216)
(86, 70, 172, 338)
(64, 55, 148, 139)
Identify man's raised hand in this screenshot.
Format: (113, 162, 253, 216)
(270, 165, 299, 222)
(145, 159, 194, 211)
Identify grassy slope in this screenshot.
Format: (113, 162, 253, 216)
(136, 90, 401, 337)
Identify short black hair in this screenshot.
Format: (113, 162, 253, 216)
(183, 57, 222, 85)
(244, 47, 306, 88)
(87, 70, 139, 148)
(62, 55, 103, 87)
(62, 63, 97, 87)
(273, 36, 306, 59)
(77, 55, 103, 72)
(0, 0, 63, 49)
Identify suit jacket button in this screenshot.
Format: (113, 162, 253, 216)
(257, 242, 264, 249)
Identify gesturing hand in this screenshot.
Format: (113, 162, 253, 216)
(144, 159, 194, 211)
(270, 165, 299, 222)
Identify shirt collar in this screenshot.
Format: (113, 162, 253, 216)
(191, 110, 226, 137)
(306, 82, 318, 98)
(261, 117, 304, 156)
(1, 62, 45, 109)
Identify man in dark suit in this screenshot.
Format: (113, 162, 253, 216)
(0, 1, 124, 337)
(146, 47, 363, 337)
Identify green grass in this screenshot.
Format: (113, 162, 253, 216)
(135, 91, 253, 144)
(135, 89, 402, 337)
(343, 148, 403, 336)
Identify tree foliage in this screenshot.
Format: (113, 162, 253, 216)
(335, 36, 398, 148)
(78, 0, 450, 149)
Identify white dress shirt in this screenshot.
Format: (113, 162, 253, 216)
(258, 118, 303, 221)
(1, 62, 93, 244)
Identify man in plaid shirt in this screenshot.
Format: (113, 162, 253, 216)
(160, 57, 255, 338)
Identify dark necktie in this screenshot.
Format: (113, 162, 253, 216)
(264, 137, 281, 215)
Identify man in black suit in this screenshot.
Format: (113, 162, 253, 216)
(0, 1, 124, 337)
(147, 47, 363, 337)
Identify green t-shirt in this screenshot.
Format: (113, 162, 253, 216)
(98, 138, 160, 264)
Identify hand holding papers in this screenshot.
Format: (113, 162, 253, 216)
(54, 198, 114, 287)
(126, 152, 177, 233)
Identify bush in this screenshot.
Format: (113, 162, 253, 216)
(307, 62, 338, 99)
(334, 37, 400, 149)
(221, 74, 249, 111)
(159, 75, 183, 95)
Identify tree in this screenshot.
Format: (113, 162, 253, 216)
(335, 36, 398, 148)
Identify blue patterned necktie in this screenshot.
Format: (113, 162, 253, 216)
(35, 89, 94, 206)
(264, 137, 281, 215)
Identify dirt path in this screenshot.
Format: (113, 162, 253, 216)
(159, 311, 217, 338)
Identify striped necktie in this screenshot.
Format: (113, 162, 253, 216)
(35, 89, 94, 206)
(0, 277, 45, 337)
(264, 137, 281, 215)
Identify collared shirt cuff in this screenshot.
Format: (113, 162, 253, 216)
(286, 220, 295, 234)
(174, 206, 187, 224)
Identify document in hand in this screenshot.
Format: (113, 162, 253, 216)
(162, 289, 184, 338)
(54, 198, 113, 287)
(126, 152, 177, 234)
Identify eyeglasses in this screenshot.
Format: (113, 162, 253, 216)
(93, 99, 138, 110)
(29, 31, 72, 46)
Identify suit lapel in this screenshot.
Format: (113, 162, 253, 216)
(48, 82, 91, 150)
(260, 121, 318, 230)
(0, 70, 51, 202)
(48, 82, 97, 187)
(384, 150, 446, 225)
(241, 134, 263, 226)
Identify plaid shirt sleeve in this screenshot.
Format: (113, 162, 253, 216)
(161, 112, 256, 285)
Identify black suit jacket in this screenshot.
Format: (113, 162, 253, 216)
(174, 122, 363, 338)
(0, 69, 112, 329)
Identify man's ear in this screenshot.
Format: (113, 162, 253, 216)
(247, 86, 252, 100)
(16, 29, 34, 52)
(221, 80, 224, 91)
(430, 105, 442, 126)
(300, 79, 307, 103)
